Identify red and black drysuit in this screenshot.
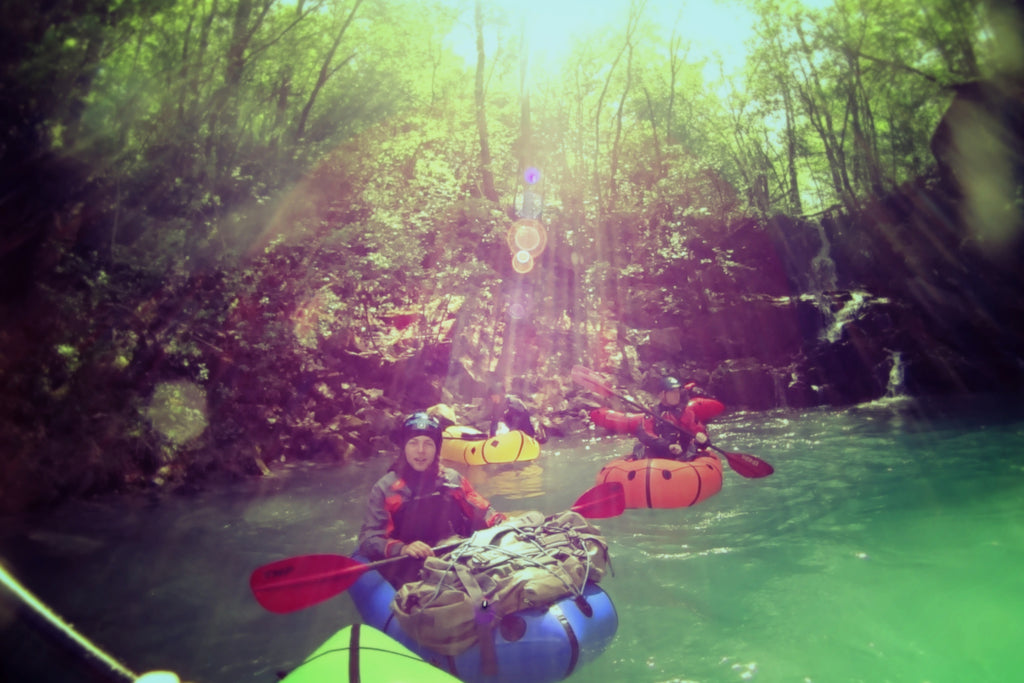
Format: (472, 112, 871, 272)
(357, 464, 506, 587)
(633, 401, 708, 461)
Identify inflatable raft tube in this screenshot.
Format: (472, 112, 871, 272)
(440, 425, 540, 465)
(589, 398, 725, 434)
(587, 408, 643, 434)
(347, 558, 617, 683)
(595, 455, 723, 509)
(689, 397, 726, 422)
(281, 623, 462, 683)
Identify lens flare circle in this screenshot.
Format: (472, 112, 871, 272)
(511, 251, 534, 274)
(524, 167, 541, 184)
(507, 219, 547, 257)
(514, 226, 541, 251)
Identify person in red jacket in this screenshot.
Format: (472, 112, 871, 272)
(358, 412, 507, 586)
(632, 376, 710, 461)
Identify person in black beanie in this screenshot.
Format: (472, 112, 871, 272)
(357, 412, 507, 586)
(485, 380, 547, 443)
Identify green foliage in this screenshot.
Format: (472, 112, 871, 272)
(9, 0, 1003, 274)
(2, 0, 1015, 510)
(5, 0, 1010, 261)
(736, 0, 1009, 213)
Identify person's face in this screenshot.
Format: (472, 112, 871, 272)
(489, 393, 503, 405)
(404, 435, 437, 472)
(661, 388, 681, 406)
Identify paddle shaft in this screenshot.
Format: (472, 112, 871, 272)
(613, 391, 720, 453)
(572, 365, 773, 478)
(1, 564, 138, 682)
(264, 541, 464, 595)
(269, 481, 622, 587)
(620, 394, 771, 475)
(250, 481, 625, 613)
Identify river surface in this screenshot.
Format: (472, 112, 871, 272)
(2, 396, 1024, 683)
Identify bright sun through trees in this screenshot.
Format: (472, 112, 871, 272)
(444, 0, 834, 75)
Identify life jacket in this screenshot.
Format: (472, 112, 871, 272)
(392, 490, 473, 547)
(645, 404, 702, 438)
(639, 403, 706, 459)
(378, 469, 502, 585)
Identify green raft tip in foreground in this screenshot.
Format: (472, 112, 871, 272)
(281, 623, 461, 683)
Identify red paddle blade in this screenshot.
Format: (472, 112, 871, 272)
(250, 554, 368, 614)
(570, 482, 625, 519)
(571, 365, 614, 398)
(715, 447, 774, 478)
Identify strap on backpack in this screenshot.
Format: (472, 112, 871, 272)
(453, 563, 498, 676)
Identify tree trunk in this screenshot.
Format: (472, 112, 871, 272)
(293, 0, 363, 145)
(848, 54, 886, 194)
(592, 1, 641, 219)
(474, 0, 499, 202)
(782, 82, 803, 214)
(642, 86, 662, 184)
(666, 29, 684, 147)
(516, 16, 537, 214)
(796, 23, 856, 210)
(607, 40, 633, 212)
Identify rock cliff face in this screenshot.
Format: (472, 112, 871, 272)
(609, 78, 1024, 409)
(617, 185, 1022, 409)
(669, 187, 1024, 410)
(454, 78, 1024, 412)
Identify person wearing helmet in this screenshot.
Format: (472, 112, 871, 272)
(485, 379, 547, 443)
(631, 376, 710, 461)
(358, 412, 507, 587)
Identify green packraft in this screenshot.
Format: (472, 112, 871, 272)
(391, 510, 611, 658)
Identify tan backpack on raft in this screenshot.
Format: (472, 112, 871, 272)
(390, 510, 612, 661)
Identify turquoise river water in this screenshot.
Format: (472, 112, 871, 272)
(2, 395, 1023, 683)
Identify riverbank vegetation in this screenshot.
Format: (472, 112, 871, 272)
(2, 0, 1021, 512)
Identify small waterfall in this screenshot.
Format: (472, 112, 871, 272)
(823, 290, 870, 343)
(808, 221, 842, 340)
(772, 370, 788, 408)
(810, 221, 838, 292)
(884, 350, 906, 398)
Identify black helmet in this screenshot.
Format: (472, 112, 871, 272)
(660, 376, 682, 392)
(399, 412, 442, 452)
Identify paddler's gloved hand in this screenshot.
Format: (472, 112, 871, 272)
(401, 540, 434, 559)
(694, 432, 710, 449)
